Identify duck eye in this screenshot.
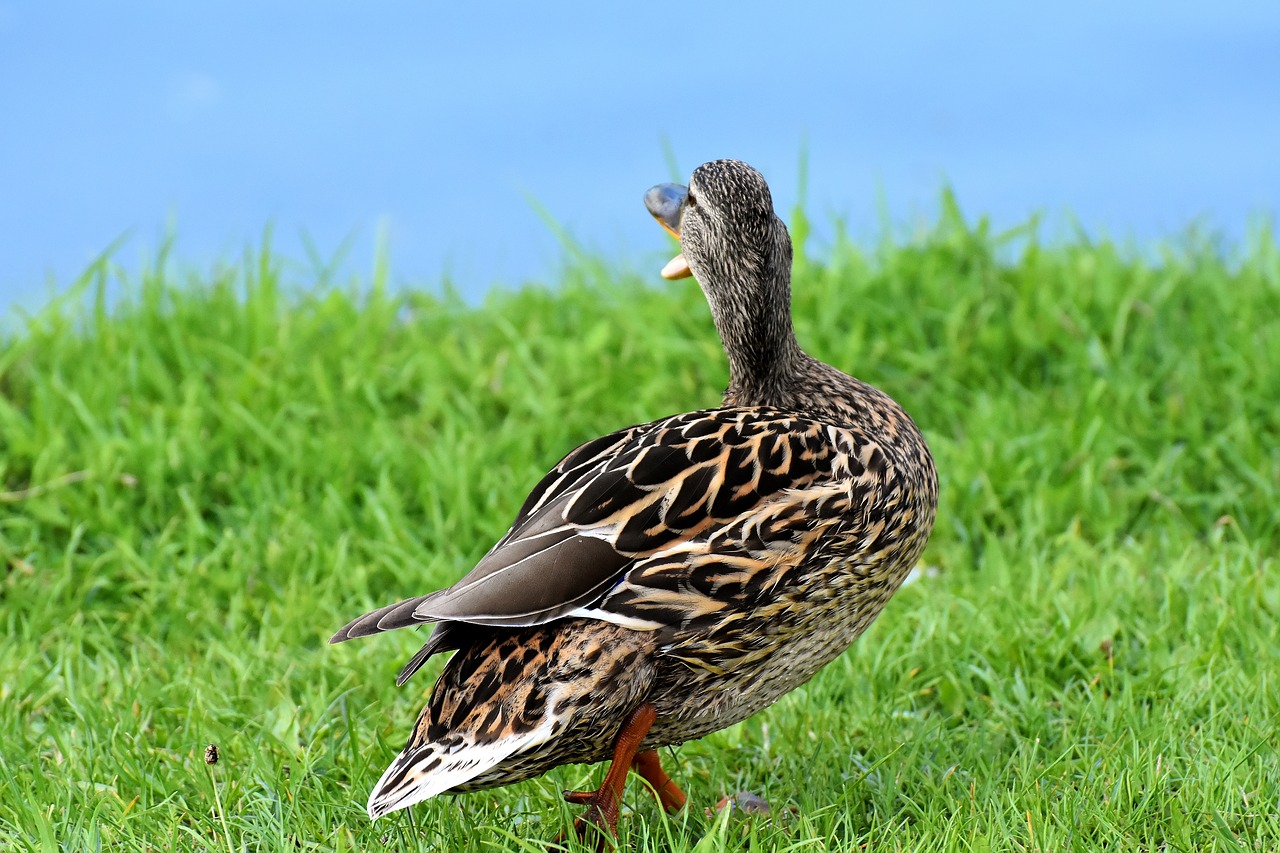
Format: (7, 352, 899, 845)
(687, 194, 697, 207)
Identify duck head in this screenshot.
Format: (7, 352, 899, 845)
(644, 159, 802, 403)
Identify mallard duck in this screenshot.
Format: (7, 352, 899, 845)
(330, 159, 938, 845)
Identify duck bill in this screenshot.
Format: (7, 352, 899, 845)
(644, 183, 694, 279)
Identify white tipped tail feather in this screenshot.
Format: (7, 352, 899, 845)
(367, 719, 557, 819)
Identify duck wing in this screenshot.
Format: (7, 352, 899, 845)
(330, 407, 851, 672)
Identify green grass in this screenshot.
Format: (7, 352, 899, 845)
(2, 199, 1279, 852)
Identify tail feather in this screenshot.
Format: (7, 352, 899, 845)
(367, 720, 555, 819)
(395, 623, 458, 686)
(359, 621, 655, 820)
(329, 593, 442, 643)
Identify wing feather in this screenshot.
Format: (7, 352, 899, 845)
(330, 407, 853, 673)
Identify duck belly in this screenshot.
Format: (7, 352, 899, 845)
(644, 554, 914, 747)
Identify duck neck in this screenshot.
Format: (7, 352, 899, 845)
(712, 270, 805, 407)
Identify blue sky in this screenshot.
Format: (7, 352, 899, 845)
(2, 2, 1278, 310)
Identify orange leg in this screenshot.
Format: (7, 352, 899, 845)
(632, 750, 687, 813)
(566, 749, 687, 813)
(559, 702, 659, 848)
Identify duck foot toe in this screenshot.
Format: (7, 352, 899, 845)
(548, 801, 617, 852)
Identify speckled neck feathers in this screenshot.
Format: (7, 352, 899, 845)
(706, 243, 806, 408)
(678, 160, 806, 409)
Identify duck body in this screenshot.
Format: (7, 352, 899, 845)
(331, 160, 938, 830)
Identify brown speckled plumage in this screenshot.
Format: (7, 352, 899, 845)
(330, 159, 939, 833)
